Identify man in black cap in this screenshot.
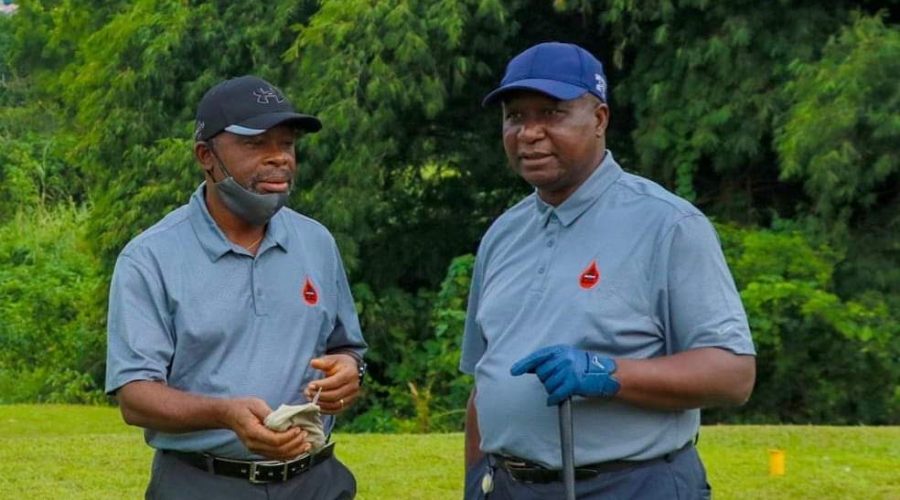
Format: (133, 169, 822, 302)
(105, 75, 367, 499)
(461, 42, 756, 498)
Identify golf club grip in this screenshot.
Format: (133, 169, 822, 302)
(559, 398, 576, 500)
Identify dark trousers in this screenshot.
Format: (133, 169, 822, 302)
(464, 445, 711, 500)
(146, 450, 357, 500)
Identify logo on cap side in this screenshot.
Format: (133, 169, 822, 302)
(595, 74, 606, 99)
(254, 87, 285, 104)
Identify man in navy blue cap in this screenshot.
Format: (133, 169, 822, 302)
(106, 75, 366, 499)
(461, 42, 756, 498)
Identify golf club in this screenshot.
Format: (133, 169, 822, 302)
(559, 397, 576, 500)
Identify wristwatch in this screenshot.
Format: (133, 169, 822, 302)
(356, 359, 368, 387)
(333, 350, 367, 386)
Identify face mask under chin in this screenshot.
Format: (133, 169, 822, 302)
(213, 175, 290, 226)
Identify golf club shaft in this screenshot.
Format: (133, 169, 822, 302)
(559, 398, 576, 500)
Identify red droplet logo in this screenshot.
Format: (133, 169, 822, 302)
(302, 277, 319, 306)
(579, 261, 601, 289)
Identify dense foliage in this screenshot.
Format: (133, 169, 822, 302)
(0, 1, 897, 426)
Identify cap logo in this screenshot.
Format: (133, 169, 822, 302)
(579, 260, 601, 289)
(254, 87, 285, 104)
(302, 277, 319, 306)
(594, 74, 606, 97)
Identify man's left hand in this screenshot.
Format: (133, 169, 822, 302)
(304, 354, 360, 414)
(510, 345, 620, 406)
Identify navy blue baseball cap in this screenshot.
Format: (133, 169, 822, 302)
(482, 42, 607, 106)
(195, 75, 322, 141)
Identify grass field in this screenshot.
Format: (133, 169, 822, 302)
(0, 405, 897, 499)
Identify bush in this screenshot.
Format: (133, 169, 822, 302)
(0, 207, 106, 404)
(708, 224, 900, 424)
(342, 256, 474, 432)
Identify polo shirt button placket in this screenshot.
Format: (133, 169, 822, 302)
(251, 258, 265, 315)
(534, 216, 559, 288)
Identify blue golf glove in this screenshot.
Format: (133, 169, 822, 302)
(510, 344, 620, 406)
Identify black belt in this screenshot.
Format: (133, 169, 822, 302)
(165, 441, 335, 484)
(494, 441, 693, 484)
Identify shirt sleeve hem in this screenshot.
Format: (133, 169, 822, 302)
(685, 343, 757, 357)
(105, 374, 166, 396)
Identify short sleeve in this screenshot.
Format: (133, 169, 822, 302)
(324, 241, 367, 357)
(459, 250, 487, 374)
(658, 215, 755, 355)
(104, 254, 176, 394)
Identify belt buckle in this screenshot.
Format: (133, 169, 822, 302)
(501, 458, 535, 483)
(248, 460, 289, 484)
(502, 458, 531, 474)
(245, 445, 331, 484)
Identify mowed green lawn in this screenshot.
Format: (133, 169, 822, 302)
(0, 405, 897, 499)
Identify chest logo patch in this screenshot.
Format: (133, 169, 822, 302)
(302, 277, 319, 306)
(579, 260, 601, 289)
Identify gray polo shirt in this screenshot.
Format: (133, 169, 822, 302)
(106, 184, 366, 459)
(461, 151, 754, 468)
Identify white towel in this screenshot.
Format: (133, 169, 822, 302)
(263, 403, 327, 452)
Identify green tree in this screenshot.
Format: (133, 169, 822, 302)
(777, 12, 900, 300)
(555, 1, 893, 224)
(284, 0, 519, 282)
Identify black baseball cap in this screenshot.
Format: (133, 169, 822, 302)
(194, 75, 322, 141)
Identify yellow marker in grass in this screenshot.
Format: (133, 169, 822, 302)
(768, 449, 786, 476)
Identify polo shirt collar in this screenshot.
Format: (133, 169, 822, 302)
(266, 209, 291, 252)
(534, 150, 623, 227)
(188, 183, 291, 262)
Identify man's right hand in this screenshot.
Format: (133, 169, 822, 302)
(222, 398, 311, 460)
(510, 345, 620, 405)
